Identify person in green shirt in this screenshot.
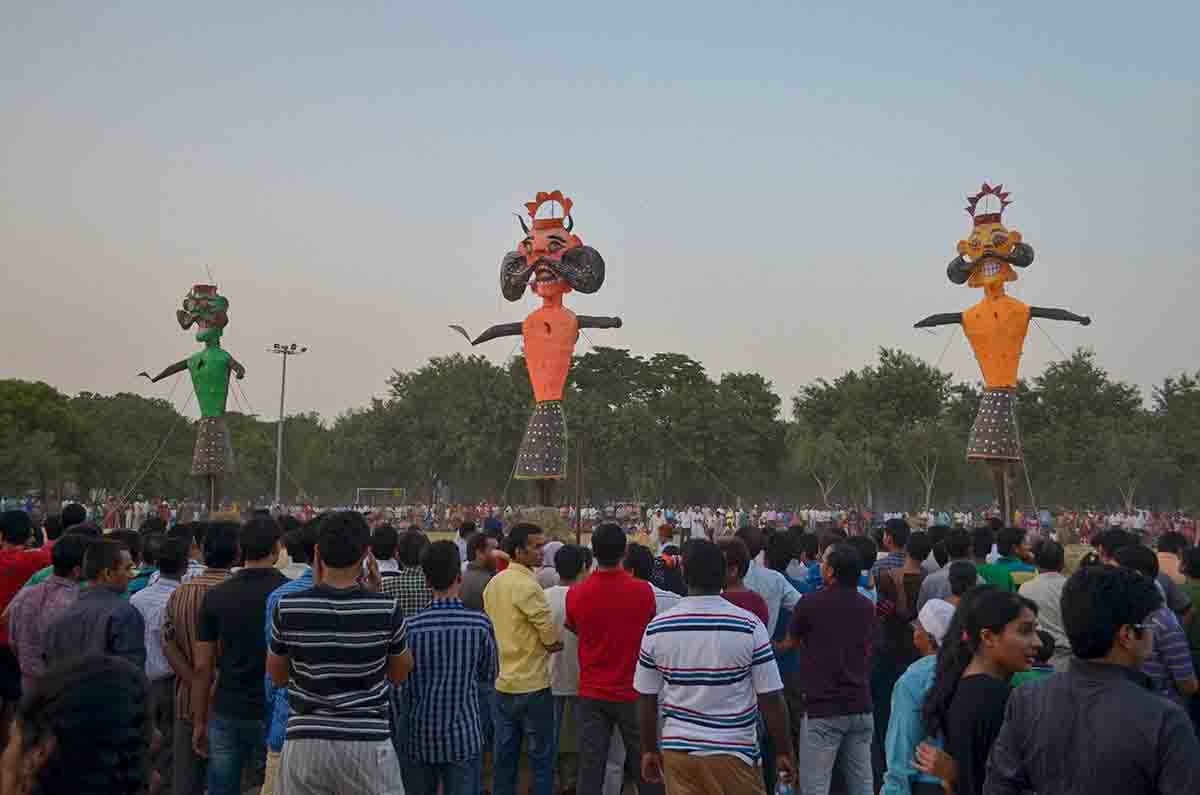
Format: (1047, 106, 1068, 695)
(978, 527, 1036, 592)
(1180, 547, 1200, 730)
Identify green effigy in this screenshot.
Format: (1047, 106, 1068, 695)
(140, 284, 245, 510)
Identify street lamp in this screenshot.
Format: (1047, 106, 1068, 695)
(268, 343, 308, 506)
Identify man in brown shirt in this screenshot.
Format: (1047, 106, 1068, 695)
(162, 522, 235, 795)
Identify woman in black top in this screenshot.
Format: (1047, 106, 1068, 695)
(916, 587, 1042, 795)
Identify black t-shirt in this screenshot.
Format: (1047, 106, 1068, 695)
(788, 585, 878, 718)
(944, 674, 1011, 795)
(198, 567, 289, 719)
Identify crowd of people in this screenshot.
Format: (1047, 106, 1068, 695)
(0, 503, 1198, 794)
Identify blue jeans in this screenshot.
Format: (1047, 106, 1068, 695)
(798, 712, 874, 795)
(492, 687, 555, 795)
(401, 756, 481, 795)
(206, 714, 266, 795)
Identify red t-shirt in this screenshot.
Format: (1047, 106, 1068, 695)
(0, 546, 55, 646)
(565, 568, 655, 702)
(722, 590, 770, 628)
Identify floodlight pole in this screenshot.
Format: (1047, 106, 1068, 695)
(269, 343, 307, 507)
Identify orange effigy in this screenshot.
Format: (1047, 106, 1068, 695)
(452, 191, 621, 484)
(915, 183, 1090, 519)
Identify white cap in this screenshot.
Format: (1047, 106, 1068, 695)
(916, 599, 956, 645)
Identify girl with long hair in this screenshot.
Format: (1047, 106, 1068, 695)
(915, 587, 1041, 795)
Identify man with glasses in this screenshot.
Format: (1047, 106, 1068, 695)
(984, 565, 1200, 794)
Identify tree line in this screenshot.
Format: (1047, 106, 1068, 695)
(1, 346, 1197, 511)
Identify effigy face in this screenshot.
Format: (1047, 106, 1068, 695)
(177, 284, 229, 343)
(958, 220, 1023, 288)
(500, 190, 605, 302)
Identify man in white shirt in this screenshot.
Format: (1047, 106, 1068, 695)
(1018, 539, 1071, 671)
(545, 545, 589, 793)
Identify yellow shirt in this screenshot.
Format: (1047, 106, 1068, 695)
(483, 562, 560, 694)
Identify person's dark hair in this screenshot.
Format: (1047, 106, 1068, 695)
(927, 524, 948, 546)
(83, 539, 128, 581)
(166, 522, 196, 549)
(622, 544, 654, 582)
(465, 532, 492, 564)
(1115, 544, 1159, 579)
(818, 529, 846, 555)
(51, 533, 90, 577)
(734, 526, 764, 559)
(458, 521, 476, 539)
(884, 518, 911, 549)
(109, 530, 143, 565)
(971, 526, 994, 559)
(931, 541, 949, 568)
(1034, 539, 1065, 573)
(316, 511, 371, 569)
(579, 546, 594, 570)
(997, 527, 1026, 557)
(1078, 551, 1103, 568)
(797, 532, 819, 561)
(43, 513, 63, 542)
(16, 654, 152, 794)
(846, 535, 877, 573)
(764, 532, 795, 573)
(155, 538, 188, 578)
(556, 544, 588, 582)
(948, 560, 978, 597)
(906, 532, 933, 564)
(503, 523, 543, 557)
(1095, 528, 1135, 559)
(138, 515, 166, 535)
(285, 521, 320, 565)
(944, 528, 971, 560)
(988, 516, 1004, 533)
(1062, 564, 1162, 659)
(241, 516, 280, 562)
(60, 503, 87, 531)
(64, 522, 101, 539)
(420, 541, 461, 592)
(661, 544, 680, 556)
(202, 521, 240, 569)
(141, 533, 162, 567)
(592, 523, 627, 567)
(825, 543, 862, 588)
(1158, 531, 1189, 556)
(370, 525, 399, 561)
(0, 510, 34, 546)
(682, 539, 725, 593)
(398, 529, 430, 567)
(718, 537, 752, 580)
(1033, 629, 1055, 664)
(923, 588, 1036, 737)
(1182, 547, 1200, 580)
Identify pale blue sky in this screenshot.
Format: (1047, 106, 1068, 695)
(2, 1, 1196, 419)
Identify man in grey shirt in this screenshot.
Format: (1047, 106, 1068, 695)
(916, 528, 982, 611)
(1018, 540, 1071, 671)
(461, 532, 498, 610)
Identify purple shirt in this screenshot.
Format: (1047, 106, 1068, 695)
(6, 575, 80, 693)
(1142, 605, 1196, 703)
(788, 585, 878, 718)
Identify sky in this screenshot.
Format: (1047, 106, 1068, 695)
(2, 1, 1196, 422)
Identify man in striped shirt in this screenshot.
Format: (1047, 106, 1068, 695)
(400, 541, 498, 795)
(268, 511, 413, 794)
(634, 539, 794, 795)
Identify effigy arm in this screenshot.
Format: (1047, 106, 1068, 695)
(138, 359, 188, 383)
(913, 313, 964, 329)
(449, 322, 523, 346)
(1030, 307, 1090, 326)
(576, 315, 623, 331)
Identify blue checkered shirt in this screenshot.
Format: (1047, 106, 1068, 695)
(263, 567, 314, 751)
(402, 598, 498, 763)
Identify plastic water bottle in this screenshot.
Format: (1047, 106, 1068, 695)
(775, 782, 795, 795)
